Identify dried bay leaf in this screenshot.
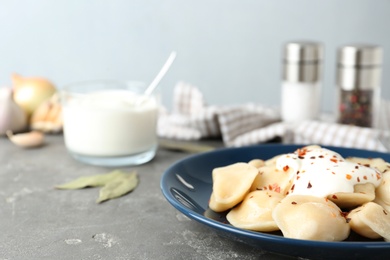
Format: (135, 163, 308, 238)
(96, 172, 139, 203)
(55, 169, 125, 190)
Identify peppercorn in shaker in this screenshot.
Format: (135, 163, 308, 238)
(337, 44, 382, 128)
(281, 41, 323, 123)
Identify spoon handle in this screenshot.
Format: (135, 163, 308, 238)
(144, 51, 177, 96)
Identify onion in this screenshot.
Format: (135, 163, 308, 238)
(0, 87, 28, 135)
(12, 73, 57, 116)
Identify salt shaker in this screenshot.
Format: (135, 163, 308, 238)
(281, 41, 323, 123)
(336, 44, 382, 128)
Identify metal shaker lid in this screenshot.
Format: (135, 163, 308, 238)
(284, 41, 323, 63)
(337, 44, 382, 90)
(338, 44, 382, 67)
(283, 41, 323, 83)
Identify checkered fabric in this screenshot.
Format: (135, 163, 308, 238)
(158, 82, 390, 152)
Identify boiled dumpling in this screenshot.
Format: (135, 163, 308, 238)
(248, 159, 265, 169)
(328, 183, 376, 209)
(250, 164, 294, 195)
(272, 195, 350, 241)
(345, 157, 390, 173)
(374, 171, 390, 212)
(209, 162, 258, 212)
(264, 154, 283, 166)
(348, 202, 390, 241)
(226, 190, 284, 232)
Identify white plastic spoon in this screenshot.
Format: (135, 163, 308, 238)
(144, 51, 177, 97)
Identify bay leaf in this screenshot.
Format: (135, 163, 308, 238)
(55, 169, 125, 190)
(96, 172, 139, 203)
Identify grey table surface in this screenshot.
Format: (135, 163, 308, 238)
(0, 135, 295, 260)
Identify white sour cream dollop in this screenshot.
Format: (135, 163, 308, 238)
(276, 147, 382, 197)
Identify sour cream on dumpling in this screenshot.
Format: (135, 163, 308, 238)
(276, 147, 382, 197)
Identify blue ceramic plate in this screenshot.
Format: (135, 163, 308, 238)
(160, 144, 390, 260)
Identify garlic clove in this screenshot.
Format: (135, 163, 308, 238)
(6, 130, 45, 148)
(0, 87, 28, 135)
(30, 93, 63, 133)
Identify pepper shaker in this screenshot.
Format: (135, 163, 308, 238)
(281, 41, 323, 123)
(337, 44, 383, 128)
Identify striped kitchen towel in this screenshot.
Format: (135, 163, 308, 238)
(157, 82, 281, 143)
(294, 100, 390, 152)
(158, 82, 390, 152)
(294, 121, 389, 152)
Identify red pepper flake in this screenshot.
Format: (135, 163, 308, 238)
(291, 201, 297, 205)
(298, 156, 305, 159)
(310, 156, 316, 159)
(296, 148, 307, 157)
(363, 176, 368, 180)
(283, 165, 290, 172)
(332, 172, 336, 175)
(357, 177, 360, 182)
(355, 166, 359, 169)
(376, 173, 381, 180)
(330, 158, 338, 163)
(291, 184, 295, 191)
(332, 194, 338, 199)
(307, 182, 312, 189)
(297, 171, 300, 175)
(364, 164, 370, 167)
(346, 174, 352, 180)
(296, 176, 300, 180)
(269, 183, 281, 193)
(319, 155, 324, 158)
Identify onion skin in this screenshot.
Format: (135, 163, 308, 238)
(0, 87, 28, 135)
(12, 73, 57, 116)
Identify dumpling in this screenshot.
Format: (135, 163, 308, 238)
(250, 164, 294, 195)
(226, 190, 284, 232)
(374, 171, 390, 212)
(248, 159, 265, 169)
(264, 154, 283, 166)
(328, 183, 376, 209)
(348, 202, 390, 241)
(272, 195, 350, 241)
(209, 162, 258, 212)
(346, 157, 390, 173)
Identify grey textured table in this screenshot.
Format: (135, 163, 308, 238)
(0, 135, 294, 260)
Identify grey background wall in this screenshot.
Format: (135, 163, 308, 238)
(0, 0, 389, 113)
